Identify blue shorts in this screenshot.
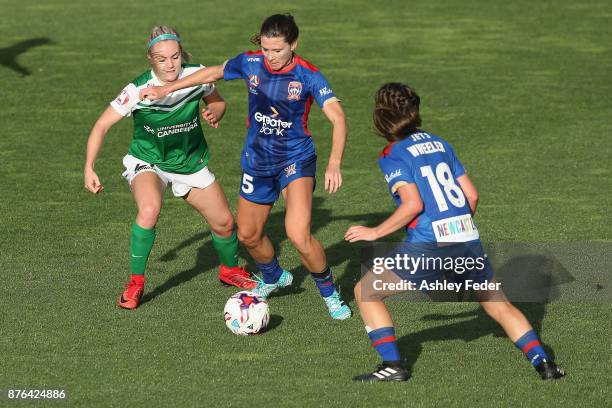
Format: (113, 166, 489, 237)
(386, 241, 494, 290)
(239, 157, 316, 204)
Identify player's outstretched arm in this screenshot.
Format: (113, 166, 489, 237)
(139, 64, 225, 100)
(344, 184, 423, 242)
(201, 89, 226, 129)
(84, 106, 124, 194)
(457, 174, 479, 214)
(321, 100, 347, 194)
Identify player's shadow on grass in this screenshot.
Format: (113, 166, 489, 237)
(252, 196, 392, 302)
(0, 38, 53, 76)
(397, 303, 554, 377)
(147, 196, 390, 304)
(266, 315, 283, 332)
(396, 255, 569, 375)
(141, 232, 219, 305)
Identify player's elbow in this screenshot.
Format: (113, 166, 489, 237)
(466, 190, 478, 203)
(466, 191, 479, 211)
(400, 199, 422, 222)
(93, 119, 112, 136)
(330, 112, 347, 130)
(412, 197, 424, 214)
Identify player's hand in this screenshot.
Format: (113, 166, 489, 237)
(84, 168, 104, 194)
(139, 85, 169, 101)
(325, 160, 342, 194)
(201, 108, 219, 128)
(344, 225, 378, 242)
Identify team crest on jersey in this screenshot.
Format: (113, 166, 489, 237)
(115, 89, 130, 105)
(287, 81, 302, 101)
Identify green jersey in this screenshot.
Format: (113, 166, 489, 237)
(110, 64, 215, 174)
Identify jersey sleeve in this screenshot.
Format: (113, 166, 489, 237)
(446, 143, 466, 178)
(308, 71, 339, 108)
(110, 83, 140, 117)
(223, 53, 245, 81)
(379, 155, 415, 196)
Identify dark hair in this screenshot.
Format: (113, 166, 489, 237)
(373, 82, 421, 142)
(250, 14, 299, 45)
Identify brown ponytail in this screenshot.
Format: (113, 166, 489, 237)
(373, 83, 421, 142)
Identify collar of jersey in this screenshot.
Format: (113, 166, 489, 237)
(263, 55, 298, 75)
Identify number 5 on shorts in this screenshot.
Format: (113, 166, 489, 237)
(241, 173, 254, 194)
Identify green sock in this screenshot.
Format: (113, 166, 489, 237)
(130, 222, 156, 275)
(211, 230, 239, 267)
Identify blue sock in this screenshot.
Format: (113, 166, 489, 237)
(368, 327, 401, 363)
(255, 258, 283, 284)
(514, 330, 549, 366)
(311, 267, 335, 298)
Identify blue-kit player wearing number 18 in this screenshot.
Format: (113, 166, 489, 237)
(345, 83, 565, 381)
(141, 14, 351, 320)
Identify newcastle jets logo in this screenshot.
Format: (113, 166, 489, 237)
(287, 81, 302, 101)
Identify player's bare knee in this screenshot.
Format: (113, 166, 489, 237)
(237, 228, 262, 249)
(480, 301, 496, 317)
(137, 204, 161, 226)
(480, 301, 511, 321)
(211, 215, 234, 237)
(286, 229, 312, 254)
(354, 282, 363, 303)
(369, 291, 388, 302)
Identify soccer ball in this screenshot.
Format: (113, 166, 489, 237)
(223, 291, 270, 336)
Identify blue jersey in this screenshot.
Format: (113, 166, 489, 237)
(224, 51, 339, 176)
(378, 131, 480, 243)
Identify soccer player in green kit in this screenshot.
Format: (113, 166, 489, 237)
(84, 26, 255, 310)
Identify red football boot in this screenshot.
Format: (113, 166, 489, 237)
(219, 265, 256, 289)
(118, 277, 144, 310)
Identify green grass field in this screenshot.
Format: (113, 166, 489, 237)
(1, 0, 610, 406)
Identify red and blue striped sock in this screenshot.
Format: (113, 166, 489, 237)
(255, 257, 283, 284)
(514, 330, 549, 366)
(368, 326, 401, 363)
(311, 266, 335, 298)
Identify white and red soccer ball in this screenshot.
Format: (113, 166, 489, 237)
(223, 291, 270, 336)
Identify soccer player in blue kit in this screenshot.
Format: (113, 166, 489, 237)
(345, 83, 565, 381)
(141, 14, 351, 319)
